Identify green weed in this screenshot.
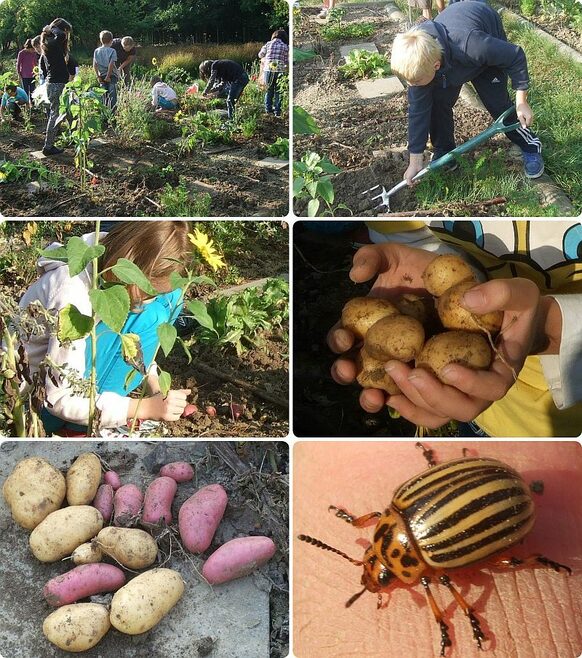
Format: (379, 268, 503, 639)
(267, 137, 289, 160)
(339, 49, 391, 79)
(159, 179, 212, 217)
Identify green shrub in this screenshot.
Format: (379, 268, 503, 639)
(159, 179, 212, 216)
(339, 50, 391, 79)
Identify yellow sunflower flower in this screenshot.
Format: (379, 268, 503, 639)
(152, 57, 158, 66)
(189, 229, 226, 271)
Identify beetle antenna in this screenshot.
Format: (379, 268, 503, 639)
(345, 587, 367, 608)
(297, 535, 364, 566)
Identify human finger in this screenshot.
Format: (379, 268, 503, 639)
(386, 393, 451, 429)
(359, 388, 386, 413)
(439, 362, 514, 402)
(461, 278, 539, 315)
(349, 245, 386, 284)
(327, 322, 355, 354)
(331, 358, 358, 385)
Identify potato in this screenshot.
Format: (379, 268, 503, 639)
(43, 603, 110, 652)
(202, 536, 276, 585)
(142, 476, 177, 525)
(416, 331, 492, 382)
(437, 281, 503, 334)
(92, 484, 114, 522)
(66, 453, 102, 506)
(160, 461, 194, 483)
(356, 348, 400, 395)
(43, 563, 126, 606)
(71, 541, 103, 565)
(96, 526, 158, 569)
(422, 254, 476, 297)
(178, 484, 228, 554)
(104, 470, 122, 490)
(113, 484, 143, 526)
(364, 315, 425, 363)
(30, 506, 104, 563)
(2, 457, 66, 530)
(341, 297, 399, 340)
(110, 568, 185, 635)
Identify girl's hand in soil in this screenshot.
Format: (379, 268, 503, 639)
(403, 153, 425, 186)
(130, 389, 191, 422)
(328, 243, 436, 406)
(384, 278, 553, 428)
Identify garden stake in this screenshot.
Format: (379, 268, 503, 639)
(362, 107, 521, 211)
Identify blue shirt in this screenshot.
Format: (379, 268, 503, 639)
(1, 87, 29, 108)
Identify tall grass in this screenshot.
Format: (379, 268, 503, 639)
(140, 42, 263, 77)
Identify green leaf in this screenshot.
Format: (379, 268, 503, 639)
(293, 48, 316, 63)
(319, 160, 342, 174)
(307, 198, 320, 217)
(111, 258, 158, 297)
(169, 271, 189, 290)
(124, 368, 138, 391)
(57, 304, 94, 343)
(293, 176, 305, 197)
(89, 285, 130, 333)
(120, 333, 145, 375)
(158, 369, 172, 397)
(40, 245, 68, 261)
(66, 236, 105, 277)
(157, 322, 177, 357)
(188, 300, 217, 333)
(293, 106, 320, 135)
(317, 178, 335, 205)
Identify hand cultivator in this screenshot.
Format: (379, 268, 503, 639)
(362, 107, 521, 212)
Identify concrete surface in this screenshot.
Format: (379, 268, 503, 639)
(0, 441, 274, 658)
(356, 75, 405, 99)
(255, 157, 289, 170)
(339, 42, 378, 58)
(30, 150, 47, 160)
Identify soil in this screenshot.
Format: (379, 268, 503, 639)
(293, 2, 564, 217)
(498, 0, 582, 52)
(0, 111, 288, 217)
(293, 223, 421, 437)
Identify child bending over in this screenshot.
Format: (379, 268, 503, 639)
(0, 84, 29, 122)
(151, 76, 178, 110)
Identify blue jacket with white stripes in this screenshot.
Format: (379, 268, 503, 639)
(407, 1, 530, 155)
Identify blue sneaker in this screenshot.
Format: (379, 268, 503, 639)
(522, 152, 544, 179)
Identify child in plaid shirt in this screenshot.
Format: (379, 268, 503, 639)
(258, 30, 288, 117)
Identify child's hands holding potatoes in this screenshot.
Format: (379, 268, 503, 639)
(328, 244, 559, 429)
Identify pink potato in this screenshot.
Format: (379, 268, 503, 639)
(160, 462, 194, 483)
(202, 536, 276, 585)
(178, 484, 228, 553)
(43, 563, 126, 606)
(142, 477, 178, 525)
(92, 484, 114, 522)
(113, 484, 143, 526)
(104, 471, 122, 490)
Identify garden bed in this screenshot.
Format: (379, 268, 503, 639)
(0, 110, 288, 217)
(294, 2, 579, 216)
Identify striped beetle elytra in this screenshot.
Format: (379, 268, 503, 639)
(298, 445, 572, 656)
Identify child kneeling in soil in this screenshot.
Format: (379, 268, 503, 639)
(0, 84, 29, 123)
(17, 221, 192, 436)
(151, 76, 179, 110)
(93, 30, 119, 111)
(199, 59, 250, 120)
(391, 1, 544, 183)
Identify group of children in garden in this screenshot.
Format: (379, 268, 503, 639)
(2, 20, 288, 156)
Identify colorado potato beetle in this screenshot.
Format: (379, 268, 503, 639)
(298, 446, 571, 656)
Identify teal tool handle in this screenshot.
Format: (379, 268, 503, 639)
(428, 107, 522, 172)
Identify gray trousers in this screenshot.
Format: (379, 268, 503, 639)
(43, 83, 66, 149)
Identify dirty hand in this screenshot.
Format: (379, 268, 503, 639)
(404, 153, 425, 186)
(516, 101, 533, 128)
(139, 389, 192, 422)
(327, 243, 437, 410)
(382, 278, 547, 429)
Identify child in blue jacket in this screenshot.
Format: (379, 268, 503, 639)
(391, 1, 544, 183)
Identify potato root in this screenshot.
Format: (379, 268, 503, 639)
(2, 457, 66, 530)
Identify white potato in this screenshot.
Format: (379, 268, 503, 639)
(66, 453, 102, 505)
(96, 527, 158, 569)
(43, 603, 110, 652)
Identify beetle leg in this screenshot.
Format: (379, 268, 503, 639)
(415, 441, 437, 468)
(420, 576, 452, 657)
(328, 505, 381, 527)
(490, 554, 572, 575)
(439, 574, 486, 650)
